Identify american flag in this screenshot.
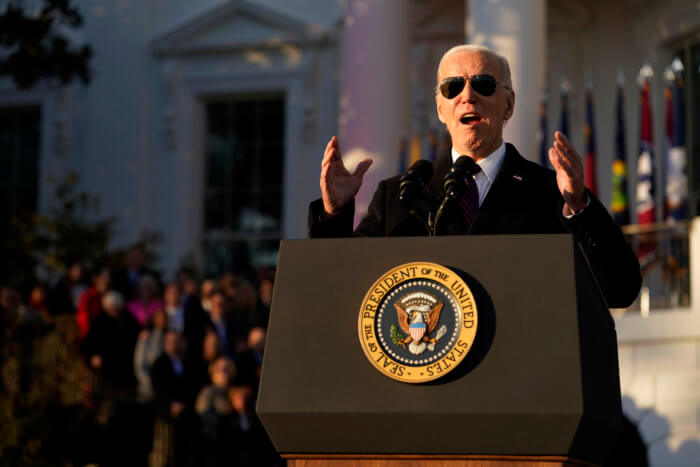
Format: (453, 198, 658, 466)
(665, 77, 687, 221)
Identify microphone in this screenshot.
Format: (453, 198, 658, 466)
(399, 159, 434, 203)
(442, 155, 479, 200)
(432, 155, 479, 235)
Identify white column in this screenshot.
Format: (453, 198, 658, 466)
(467, 0, 546, 161)
(338, 0, 410, 224)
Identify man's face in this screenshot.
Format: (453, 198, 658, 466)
(164, 284, 180, 307)
(164, 331, 183, 357)
(201, 280, 215, 299)
(210, 293, 227, 320)
(435, 50, 514, 160)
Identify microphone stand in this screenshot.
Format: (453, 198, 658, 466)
(399, 160, 435, 236)
(431, 155, 479, 236)
(408, 208, 432, 236)
(431, 198, 451, 237)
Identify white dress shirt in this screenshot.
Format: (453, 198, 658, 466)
(451, 141, 506, 208)
(450, 141, 587, 217)
(166, 305, 185, 333)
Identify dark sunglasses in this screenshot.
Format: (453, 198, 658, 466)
(438, 74, 507, 99)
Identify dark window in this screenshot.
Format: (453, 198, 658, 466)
(0, 106, 41, 235)
(688, 42, 700, 217)
(202, 95, 284, 278)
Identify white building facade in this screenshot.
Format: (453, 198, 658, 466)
(3, 0, 700, 464)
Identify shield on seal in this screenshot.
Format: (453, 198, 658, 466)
(409, 322, 426, 342)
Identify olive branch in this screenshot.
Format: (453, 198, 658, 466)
(390, 324, 405, 346)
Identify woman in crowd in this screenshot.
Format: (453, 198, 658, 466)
(76, 267, 111, 340)
(194, 356, 236, 467)
(127, 275, 164, 327)
(134, 308, 168, 401)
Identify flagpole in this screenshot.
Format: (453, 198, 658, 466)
(635, 62, 656, 268)
(611, 70, 630, 226)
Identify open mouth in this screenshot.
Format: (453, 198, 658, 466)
(460, 113, 482, 125)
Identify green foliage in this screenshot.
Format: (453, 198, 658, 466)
(17, 172, 115, 285)
(39, 173, 115, 274)
(390, 323, 405, 346)
(1, 172, 161, 291)
(0, 0, 92, 88)
(0, 313, 89, 467)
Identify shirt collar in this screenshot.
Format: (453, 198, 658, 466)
(450, 141, 507, 182)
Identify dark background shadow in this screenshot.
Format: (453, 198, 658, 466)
(425, 267, 496, 385)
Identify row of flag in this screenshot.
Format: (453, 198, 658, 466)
(539, 70, 688, 229)
(538, 68, 687, 268)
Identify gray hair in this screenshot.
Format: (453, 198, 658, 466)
(102, 290, 124, 311)
(436, 44, 513, 95)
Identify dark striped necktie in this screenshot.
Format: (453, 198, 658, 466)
(458, 167, 480, 228)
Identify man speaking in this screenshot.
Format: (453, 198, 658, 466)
(308, 44, 641, 309)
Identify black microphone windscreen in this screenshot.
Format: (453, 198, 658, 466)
(409, 159, 434, 182)
(453, 155, 479, 176)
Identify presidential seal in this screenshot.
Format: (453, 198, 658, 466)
(358, 262, 478, 383)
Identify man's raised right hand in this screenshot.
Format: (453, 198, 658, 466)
(320, 136, 372, 216)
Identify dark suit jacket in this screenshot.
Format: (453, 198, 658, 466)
(308, 143, 641, 309)
(151, 353, 193, 415)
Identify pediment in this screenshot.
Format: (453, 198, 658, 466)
(153, 0, 327, 55)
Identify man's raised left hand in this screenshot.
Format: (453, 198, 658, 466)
(548, 131, 586, 215)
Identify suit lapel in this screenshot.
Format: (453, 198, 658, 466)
(469, 144, 527, 234)
(425, 144, 530, 235)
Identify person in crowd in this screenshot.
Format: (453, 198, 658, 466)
(164, 282, 185, 334)
(134, 308, 168, 401)
(182, 279, 216, 364)
(151, 330, 194, 467)
(27, 284, 50, 316)
(174, 268, 198, 305)
(206, 289, 239, 358)
(229, 384, 281, 467)
(191, 330, 223, 395)
(250, 269, 274, 329)
(82, 291, 141, 391)
(235, 326, 266, 388)
(48, 260, 87, 315)
(81, 290, 143, 466)
(127, 275, 165, 327)
(112, 246, 160, 301)
(199, 279, 216, 314)
(76, 267, 111, 340)
(229, 279, 256, 347)
(219, 273, 239, 302)
(194, 357, 236, 467)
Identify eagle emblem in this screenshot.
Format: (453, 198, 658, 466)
(392, 292, 448, 355)
(359, 262, 478, 383)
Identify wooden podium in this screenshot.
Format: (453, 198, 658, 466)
(257, 235, 622, 467)
(283, 453, 597, 466)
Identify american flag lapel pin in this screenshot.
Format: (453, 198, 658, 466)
(513, 174, 523, 181)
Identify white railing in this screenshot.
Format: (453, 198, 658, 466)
(617, 220, 692, 316)
(614, 218, 700, 342)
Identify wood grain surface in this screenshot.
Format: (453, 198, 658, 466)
(283, 454, 598, 467)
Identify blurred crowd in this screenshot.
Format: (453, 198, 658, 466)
(0, 246, 281, 467)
